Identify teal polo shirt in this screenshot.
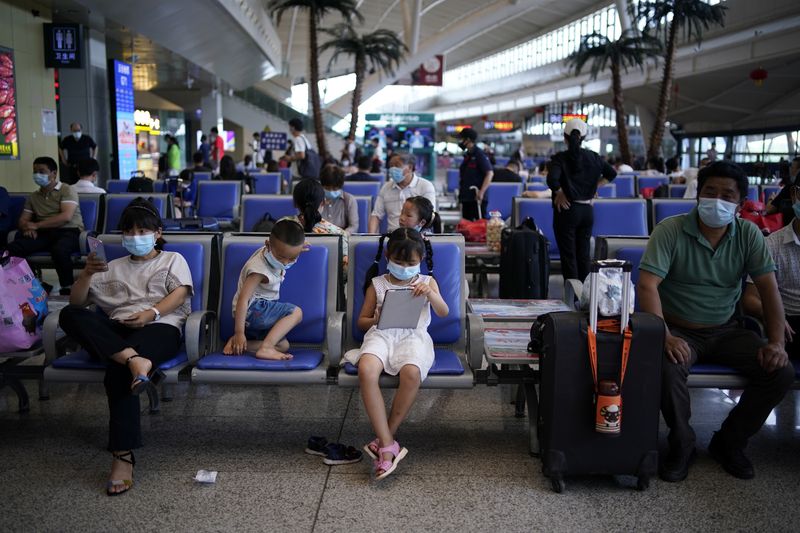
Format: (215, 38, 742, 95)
(639, 208, 775, 325)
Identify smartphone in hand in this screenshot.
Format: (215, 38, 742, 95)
(87, 236, 108, 265)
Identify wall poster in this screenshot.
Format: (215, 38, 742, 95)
(0, 46, 19, 160)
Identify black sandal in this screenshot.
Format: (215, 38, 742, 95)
(126, 355, 165, 395)
(106, 450, 135, 496)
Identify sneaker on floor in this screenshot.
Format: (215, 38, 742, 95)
(58, 287, 71, 296)
(304, 436, 329, 456)
(322, 443, 363, 466)
(659, 446, 696, 483)
(708, 432, 754, 480)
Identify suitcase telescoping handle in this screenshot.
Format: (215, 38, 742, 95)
(469, 186, 482, 219)
(588, 259, 633, 335)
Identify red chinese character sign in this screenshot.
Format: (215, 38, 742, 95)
(397, 55, 444, 86)
(0, 47, 19, 160)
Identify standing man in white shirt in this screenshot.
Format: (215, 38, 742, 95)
(282, 118, 310, 179)
(369, 153, 436, 233)
(72, 158, 106, 194)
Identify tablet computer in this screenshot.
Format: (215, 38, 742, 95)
(377, 289, 426, 330)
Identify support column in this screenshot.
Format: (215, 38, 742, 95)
(56, 13, 111, 184)
(616, 0, 632, 32)
(200, 83, 223, 135)
(636, 105, 656, 161)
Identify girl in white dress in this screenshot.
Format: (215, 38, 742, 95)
(345, 228, 449, 480)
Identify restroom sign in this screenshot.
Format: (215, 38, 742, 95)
(43, 23, 83, 68)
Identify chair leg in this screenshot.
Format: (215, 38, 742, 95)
(514, 384, 526, 418)
(146, 382, 160, 414)
(525, 382, 540, 457)
(1, 375, 30, 413)
(38, 380, 50, 401)
(160, 383, 174, 402)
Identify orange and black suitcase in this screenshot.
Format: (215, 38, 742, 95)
(537, 260, 665, 492)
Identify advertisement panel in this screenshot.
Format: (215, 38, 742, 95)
(0, 46, 19, 160)
(111, 60, 137, 179)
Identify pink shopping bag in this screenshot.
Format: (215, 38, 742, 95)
(0, 254, 49, 352)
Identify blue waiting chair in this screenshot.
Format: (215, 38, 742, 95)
(105, 180, 129, 194)
(446, 169, 460, 193)
(613, 175, 636, 198)
(343, 181, 381, 202)
(485, 182, 523, 219)
(669, 184, 687, 198)
(651, 199, 696, 229)
(42, 233, 218, 412)
(747, 185, 759, 202)
(240, 195, 297, 232)
(251, 173, 282, 195)
(339, 234, 473, 389)
(637, 175, 669, 193)
(593, 236, 650, 287)
(526, 183, 548, 192)
(591, 199, 648, 237)
(597, 184, 616, 198)
(196, 181, 241, 223)
(104, 193, 172, 233)
(512, 197, 558, 260)
(353, 196, 372, 233)
(189, 234, 343, 385)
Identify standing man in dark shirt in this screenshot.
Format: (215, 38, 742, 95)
(458, 128, 493, 221)
(547, 118, 617, 281)
(492, 160, 524, 183)
(59, 122, 97, 185)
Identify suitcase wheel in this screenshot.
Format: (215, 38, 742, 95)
(550, 476, 565, 493)
(636, 475, 650, 491)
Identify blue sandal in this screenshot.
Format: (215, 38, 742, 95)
(126, 355, 165, 395)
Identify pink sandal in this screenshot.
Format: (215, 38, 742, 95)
(373, 440, 408, 480)
(363, 438, 380, 460)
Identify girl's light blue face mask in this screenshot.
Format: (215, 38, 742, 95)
(122, 233, 156, 257)
(387, 260, 419, 281)
(324, 189, 342, 201)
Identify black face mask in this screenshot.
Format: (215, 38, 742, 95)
(458, 141, 468, 151)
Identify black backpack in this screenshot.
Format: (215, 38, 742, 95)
(127, 171, 153, 193)
(499, 217, 550, 299)
(298, 136, 321, 179)
(653, 184, 669, 198)
(252, 212, 277, 233)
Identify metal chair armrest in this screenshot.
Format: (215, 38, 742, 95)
(326, 311, 345, 367)
(466, 312, 486, 370)
(185, 310, 216, 364)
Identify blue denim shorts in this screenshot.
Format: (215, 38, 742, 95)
(244, 298, 297, 340)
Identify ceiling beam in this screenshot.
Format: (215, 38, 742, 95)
(327, 0, 541, 117)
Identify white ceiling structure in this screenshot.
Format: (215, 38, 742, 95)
(275, 0, 606, 82)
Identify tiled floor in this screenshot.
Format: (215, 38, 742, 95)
(1, 380, 799, 532)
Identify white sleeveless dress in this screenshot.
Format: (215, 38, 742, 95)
(344, 274, 436, 380)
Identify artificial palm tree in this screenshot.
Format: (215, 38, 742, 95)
(566, 30, 662, 165)
(268, 0, 363, 158)
(320, 24, 408, 141)
(631, 0, 728, 159)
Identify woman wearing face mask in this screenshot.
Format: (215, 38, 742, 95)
(58, 198, 193, 496)
(319, 164, 359, 233)
(293, 178, 349, 267)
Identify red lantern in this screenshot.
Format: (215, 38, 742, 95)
(749, 67, 768, 87)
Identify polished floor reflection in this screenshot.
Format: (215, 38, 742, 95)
(1, 381, 798, 532)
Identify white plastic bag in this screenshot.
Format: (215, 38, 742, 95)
(580, 267, 635, 316)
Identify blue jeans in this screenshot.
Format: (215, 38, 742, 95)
(244, 298, 297, 340)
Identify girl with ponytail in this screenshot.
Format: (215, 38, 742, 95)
(346, 228, 447, 481)
(546, 118, 617, 282)
(292, 178, 349, 267)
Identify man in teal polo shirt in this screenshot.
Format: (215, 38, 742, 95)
(638, 161, 793, 482)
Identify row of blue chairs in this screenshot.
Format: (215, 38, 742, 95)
(40, 233, 476, 409)
(511, 197, 699, 260)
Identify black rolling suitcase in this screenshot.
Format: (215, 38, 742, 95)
(498, 217, 550, 299)
(538, 260, 664, 492)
